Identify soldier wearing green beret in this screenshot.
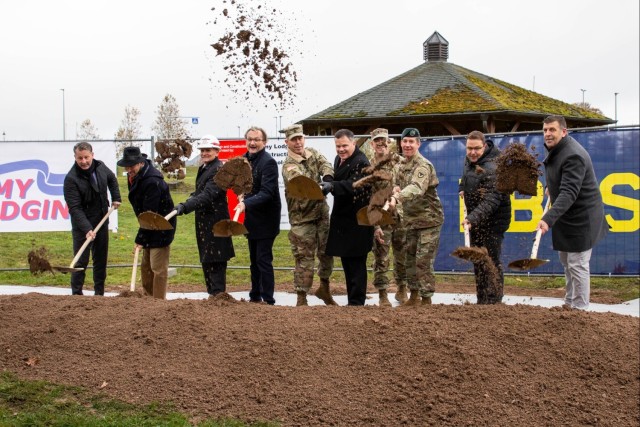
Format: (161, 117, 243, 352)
(389, 128, 444, 305)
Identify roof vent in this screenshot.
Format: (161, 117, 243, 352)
(423, 31, 449, 62)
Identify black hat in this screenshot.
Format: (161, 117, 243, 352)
(117, 146, 145, 167)
(401, 128, 421, 139)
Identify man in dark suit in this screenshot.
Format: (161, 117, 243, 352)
(235, 126, 281, 305)
(537, 115, 608, 310)
(323, 129, 373, 306)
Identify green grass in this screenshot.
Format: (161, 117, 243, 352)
(0, 166, 638, 301)
(0, 372, 277, 427)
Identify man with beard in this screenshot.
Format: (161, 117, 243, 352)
(119, 146, 175, 299)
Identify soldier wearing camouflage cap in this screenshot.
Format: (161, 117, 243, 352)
(366, 128, 408, 306)
(281, 124, 336, 306)
(389, 128, 444, 306)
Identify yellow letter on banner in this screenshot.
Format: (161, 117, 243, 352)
(600, 173, 639, 232)
(508, 181, 545, 233)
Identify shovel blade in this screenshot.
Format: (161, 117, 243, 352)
(213, 220, 248, 237)
(138, 211, 174, 230)
(451, 246, 489, 264)
(356, 206, 395, 226)
(356, 207, 371, 225)
(508, 258, 549, 271)
(287, 176, 324, 200)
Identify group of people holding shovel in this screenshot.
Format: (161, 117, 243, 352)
(63, 114, 607, 310)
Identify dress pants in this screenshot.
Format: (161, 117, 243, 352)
(470, 229, 505, 304)
(248, 237, 276, 304)
(141, 246, 170, 299)
(70, 226, 109, 296)
(559, 249, 592, 310)
(341, 255, 368, 306)
(202, 261, 227, 296)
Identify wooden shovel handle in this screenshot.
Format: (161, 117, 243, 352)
(232, 208, 241, 222)
(462, 199, 470, 247)
(531, 197, 552, 259)
(69, 206, 116, 268)
(130, 246, 140, 291)
(164, 210, 178, 221)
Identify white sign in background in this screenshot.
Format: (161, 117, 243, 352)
(0, 141, 119, 232)
(266, 136, 336, 231)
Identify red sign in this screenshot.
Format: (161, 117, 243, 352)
(219, 139, 247, 222)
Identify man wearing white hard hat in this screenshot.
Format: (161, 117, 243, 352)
(174, 135, 235, 297)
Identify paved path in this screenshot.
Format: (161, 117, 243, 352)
(2, 285, 637, 317)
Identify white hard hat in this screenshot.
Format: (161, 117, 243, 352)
(197, 134, 221, 150)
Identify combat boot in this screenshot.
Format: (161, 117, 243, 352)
(395, 284, 408, 303)
(378, 289, 392, 307)
(314, 279, 337, 306)
(403, 289, 421, 306)
(421, 296, 432, 305)
(296, 291, 308, 307)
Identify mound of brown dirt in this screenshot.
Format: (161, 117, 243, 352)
(1, 293, 637, 426)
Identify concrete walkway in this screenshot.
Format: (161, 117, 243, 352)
(1, 285, 637, 317)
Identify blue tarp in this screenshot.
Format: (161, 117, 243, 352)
(420, 126, 640, 275)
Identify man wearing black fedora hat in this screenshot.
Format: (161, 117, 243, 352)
(118, 146, 176, 299)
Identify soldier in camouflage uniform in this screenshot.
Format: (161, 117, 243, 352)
(281, 124, 336, 306)
(364, 128, 408, 306)
(390, 128, 444, 306)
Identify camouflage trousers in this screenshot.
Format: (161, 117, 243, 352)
(288, 217, 333, 293)
(406, 225, 442, 297)
(372, 225, 407, 290)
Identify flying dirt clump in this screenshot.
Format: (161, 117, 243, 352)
(27, 245, 54, 276)
(209, 0, 300, 110)
(154, 139, 193, 180)
(495, 142, 542, 196)
(214, 157, 253, 196)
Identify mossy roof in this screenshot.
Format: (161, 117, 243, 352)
(303, 61, 611, 122)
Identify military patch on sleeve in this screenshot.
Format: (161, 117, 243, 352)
(286, 165, 297, 171)
(418, 171, 425, 179)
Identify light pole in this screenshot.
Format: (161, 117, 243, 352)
(2, 132, 5, 142)
(60, 88, 66, 140)
(237, 126, 241, 137)
(580, 88, 586, 105)
(273, 116, 278, 137)
(614, 92, 619, 123)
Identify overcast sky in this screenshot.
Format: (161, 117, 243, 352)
(1, 0, 638, 141)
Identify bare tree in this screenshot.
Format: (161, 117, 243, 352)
(77, 119, 100, 140)
(151, 94, 192, 181)
(572, 102, 604, 115)
(114, 105, 142, 157)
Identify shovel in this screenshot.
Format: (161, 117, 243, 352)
(287, 175, 324, 200)
(356, 201, 394, 226)
(450, 202, 490, 263)
(130, 246, 141, 291)
(508, 197, 551, 271)
(137, 210, 178, 231)
(53, 206, 116, 273)
(213, 208, 248, 237)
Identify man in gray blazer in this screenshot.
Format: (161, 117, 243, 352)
(537, 115, 608, 310)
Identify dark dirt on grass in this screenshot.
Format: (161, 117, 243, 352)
(1, 283, 638, 426)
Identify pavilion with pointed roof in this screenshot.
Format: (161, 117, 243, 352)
(300, 31, 613, 137)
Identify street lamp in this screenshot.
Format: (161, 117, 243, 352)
(237, 126, 241, 137)
(614, 92, 619, 123)
(580, 88, 586, 105)
(2, 132, 5, 142)
(60, 89, 66, 140)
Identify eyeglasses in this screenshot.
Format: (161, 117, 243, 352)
(247, 138, 264, 143)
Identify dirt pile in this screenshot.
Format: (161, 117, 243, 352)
(209, 0, 299, 109)
(1, 293, 638, 426)
(496, 142, 542, 196)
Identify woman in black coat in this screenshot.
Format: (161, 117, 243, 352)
(324, 129, 373, 305)
(175, 136, 234, 296)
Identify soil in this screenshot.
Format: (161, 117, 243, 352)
(214, 156, 253, 196)
(1, 281, 638, 426)
(155, 139, 192, 179)
(495, 142, 542, 196)
(209, 1, 299, 110)
(27, 246, 54, 275)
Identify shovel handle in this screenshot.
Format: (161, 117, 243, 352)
(232, 207, 242, 222)
(461, 199, 470, 247)
(531, 197, 552, 259)
(69, 206, 116, 268)
(130, 246, 140, 291)
(164, 210, 178, 221)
